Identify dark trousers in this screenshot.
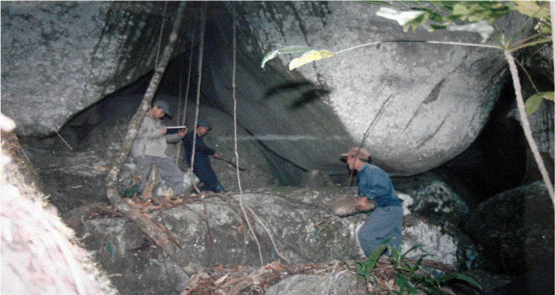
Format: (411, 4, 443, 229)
(193, 160, 225, 193)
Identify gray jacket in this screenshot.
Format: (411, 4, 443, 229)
(131, 115, 181, 158)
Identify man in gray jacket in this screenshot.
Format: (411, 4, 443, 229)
(131, 100, 188, 195)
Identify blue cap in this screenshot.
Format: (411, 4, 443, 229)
(197, 120, 212, 130)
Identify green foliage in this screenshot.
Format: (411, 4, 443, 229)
(398, 1, 551, 115)
(401, 1, 549, 35)
(260, 46, 335, 70)
(355, 242, 389, 283)
(289, 50, 335, 70)
(123, 183, 141, 197)
(260, 46, 315, 70)
(355, 241, 482, 294)
(525, 92, 555, 115)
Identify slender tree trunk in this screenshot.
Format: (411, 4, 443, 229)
(504, 50, 554, 204)
(104, 2, 198, 276)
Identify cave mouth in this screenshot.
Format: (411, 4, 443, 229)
(21, 50, 538, 209)
(14, 0, 552, 207)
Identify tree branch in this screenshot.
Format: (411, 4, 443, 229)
(104, 2, 199, 276)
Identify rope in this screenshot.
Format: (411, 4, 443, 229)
(189, 1, 207, 194)
(232, 4, 243, 195)
(175, 18, 196, 165)
(229, 2, 264, 266)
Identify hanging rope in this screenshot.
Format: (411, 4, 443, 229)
(175, 18, 196, 164)
(189, 1, 208, 194)
(230, 3, 264, 267)
(154, 2, 168, 70)
(232, 5, 243, 195)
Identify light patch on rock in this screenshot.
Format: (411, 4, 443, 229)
(376, 7, 423, 26)
(397, 192, 414, 216)
(401, 219, 457, 266)
(448, 20, 494, 43)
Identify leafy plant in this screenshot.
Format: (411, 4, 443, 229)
(260, 0, 554, 202)
(355, 241, 389, 284)
(355, 241, 482, 294)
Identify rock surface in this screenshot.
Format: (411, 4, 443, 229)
(70, 187, 477, 294)
(3, 1, 542, 176)
(1, 2, 187, 136)
(232, 1, 513, 175)
(463, 181, 554, 275)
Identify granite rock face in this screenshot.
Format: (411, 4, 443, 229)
(2, 1, 533, 176)
(231, 1, 511, 175)
(75, 187, 474, 294)
(1, 2, 187, 136)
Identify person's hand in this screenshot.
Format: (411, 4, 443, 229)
(162, 128, 167, 135)
(178, 128, 187, 137)
(355, 197, 377, 212)
(214, 153, 222, 159)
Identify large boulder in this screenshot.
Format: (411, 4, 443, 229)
(1, 2, 188, 136)
(71, 187, 478, 294)
(462, 181, 554, 275)
(227, 1, 518, 175)
(3, 1, 535, 177)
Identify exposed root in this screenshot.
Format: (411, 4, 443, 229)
(182, 261, 356, 295)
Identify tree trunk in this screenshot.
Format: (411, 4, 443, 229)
(104, 2, 198, 276)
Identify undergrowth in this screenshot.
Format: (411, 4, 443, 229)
(355, 240, 482, 294)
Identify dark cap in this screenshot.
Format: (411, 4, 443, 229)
(152, 100, 172, 117)
(339, 147, 371, 161)
(197, 120, 212, 130)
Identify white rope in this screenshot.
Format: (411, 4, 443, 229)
(189, 1, 207, 193)
(175, 19, 196, 165)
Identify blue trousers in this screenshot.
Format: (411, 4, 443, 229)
(193, 160, 225, 193)
(358, 205, 403, 257)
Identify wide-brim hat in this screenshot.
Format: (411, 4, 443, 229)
(152, 100, 172, 117)
(339, 147, 371, 161)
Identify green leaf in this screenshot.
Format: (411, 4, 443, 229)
(360, 0, 391, 6)
(452, 3, 470, 18)
(435, 273, 482, 290)
(525, 92, 553, 114)
(289, 49, 335, 70)
(396, 272, 418, 294)
(424, 286, 447, 295)
(260, 46, 315, 69)
(543, 92, 555, 101)
(430, 24, 448, 30)
(513, 1, 550, 19)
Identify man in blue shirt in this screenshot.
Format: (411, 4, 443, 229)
(340, 147, 403, 257)
(182, 120, 226, 193)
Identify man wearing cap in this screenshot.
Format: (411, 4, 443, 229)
(182, 120, 226, 193)
(131, 100, 188, 195)
(340, 147, 403, 257)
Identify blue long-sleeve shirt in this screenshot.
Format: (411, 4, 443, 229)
(182, 131, 215, 165)
(357, 164, 402, 207)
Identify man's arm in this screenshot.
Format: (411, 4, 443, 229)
(166, 128, 187, 142)
(195, 137, 216, 156)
